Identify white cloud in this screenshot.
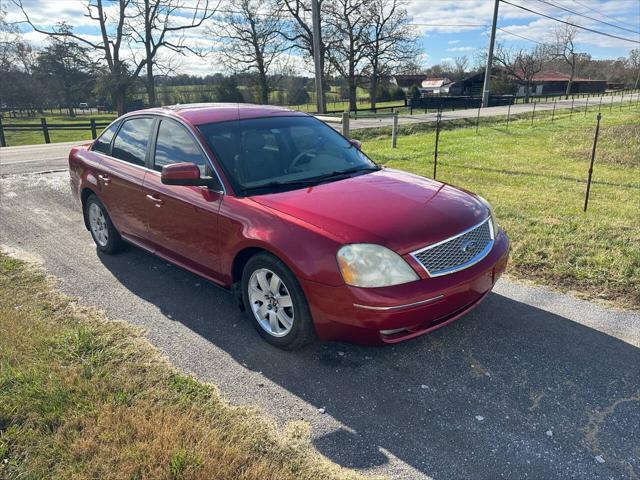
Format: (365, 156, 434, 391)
(447, 39, 461, 45)
(447, 46, 476, 52)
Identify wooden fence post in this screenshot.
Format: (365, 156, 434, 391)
(475, 105, 481, 133)
(90, 118, 97, 139)
(0, 116, 6, 147)
(506, 103, 512, 129)
(341, 111, 350, 138)
(391, 111, 398, 148)
(41, 117, 51, 144)
(552, 99, 556, 121)
(584, 113, 602, 212)
(610, 94, 614, 112)
(433, 110, 441, 180)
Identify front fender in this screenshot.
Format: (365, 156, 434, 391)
(219, 196, 346, 287)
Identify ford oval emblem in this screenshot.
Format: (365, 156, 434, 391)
(461, 239, 478, 254)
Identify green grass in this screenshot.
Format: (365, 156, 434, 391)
(0, 254, 371, 480)
(357, 106, 640, 308)
(3, 113, 116, 147)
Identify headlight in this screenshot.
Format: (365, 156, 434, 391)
(477, 195, 499, 235)
(337, 244, 419, 288)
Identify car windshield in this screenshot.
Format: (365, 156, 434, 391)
(197, 116, 378, 194)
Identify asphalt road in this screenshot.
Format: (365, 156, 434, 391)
(1, 169, 639, 479)
(324, 93, 639, 131)
(0, 140, 87, 176)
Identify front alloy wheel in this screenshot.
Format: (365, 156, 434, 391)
(241, 253, 316, 349)
(249, 268, 295, 337)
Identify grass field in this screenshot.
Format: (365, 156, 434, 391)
(2, 113, 117, 147)
(358, 107, 640, 308)
(0, 255, 369, 480)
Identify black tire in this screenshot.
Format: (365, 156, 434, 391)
(241, 252, 316, 350)
(84, 194, 125, 254)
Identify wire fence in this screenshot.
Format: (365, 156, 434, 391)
(337, 91, 639, 213)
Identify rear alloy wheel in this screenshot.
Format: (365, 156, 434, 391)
(85, 194, 125, 254)
(241, 253, 315, 349)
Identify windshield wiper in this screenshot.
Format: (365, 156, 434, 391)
(241, 178, 319, 193)
(242, 165, 380, 194)
(306, 165, 381, 182)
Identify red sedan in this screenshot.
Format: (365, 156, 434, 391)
(69, 104, 509, 349)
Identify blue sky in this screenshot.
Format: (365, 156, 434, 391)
(6, 0, 640, 75)
(410, 0, 640, 68)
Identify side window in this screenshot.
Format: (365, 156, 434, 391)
(112, 117, 154, 167)
(154, 120, 209, 175)
(92, 121, 120, 154)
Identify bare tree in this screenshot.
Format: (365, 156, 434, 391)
(325, 0, 373, 111)
(277, 0, 332, 111)
(452, 56, 469, 80)
(552, 24, 587, 99)
(365, 0, 417, 109)
(128, 0, 217, 106)
(494, 44, 545, 103)
(213, 0, 288, 104)
(14, 0, 132, 114)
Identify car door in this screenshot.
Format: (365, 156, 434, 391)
(97, 116, 155, 246)
(142, 117, 224, 279)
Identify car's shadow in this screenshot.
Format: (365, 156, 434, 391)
(98, 247, 640, 479)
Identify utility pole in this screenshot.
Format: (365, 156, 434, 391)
(482, 0, 500, 108)
(311, 0, 326, 114)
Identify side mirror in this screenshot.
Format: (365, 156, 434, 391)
(349, 139, 362, 150)
(161, 162, 218, 188)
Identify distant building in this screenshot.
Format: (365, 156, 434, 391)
(420, 78, 456, 95)
(391, 74, 429, 91)
(520, 71, 607, 96)
(391, 75, 460, 95)
(459, 69, 607, 97)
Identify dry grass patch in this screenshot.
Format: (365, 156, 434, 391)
(0, 254, 373, 480)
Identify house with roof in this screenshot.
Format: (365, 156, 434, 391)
(391, 75, 459, 95)
(459, 69, 607, 97)
(519, 71, 607, 96)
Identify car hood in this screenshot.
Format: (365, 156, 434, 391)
(249, 168, 488, 254)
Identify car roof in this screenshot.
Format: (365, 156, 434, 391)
(135, 103, 309, 126)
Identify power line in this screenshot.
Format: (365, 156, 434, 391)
(407, 23, 487, 27)
(531, 0, 640, 35)
(569, 0, 640, 31)
(500, 0, 640, 44)
(496, 26, 545, 45)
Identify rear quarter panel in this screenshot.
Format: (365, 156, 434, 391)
(68, 143, 103, 205)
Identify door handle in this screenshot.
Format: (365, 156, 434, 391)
(146, 194, 164, 207)
(98, 174, 111, 185)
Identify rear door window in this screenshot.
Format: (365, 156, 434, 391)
(112, 117, 154, 167)
(154, 120, 209, 175)
(92, 121, 120, 155)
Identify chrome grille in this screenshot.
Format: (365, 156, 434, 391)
(411, 218, 494, 277)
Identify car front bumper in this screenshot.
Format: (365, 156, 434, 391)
(302, 229, 510, 345)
